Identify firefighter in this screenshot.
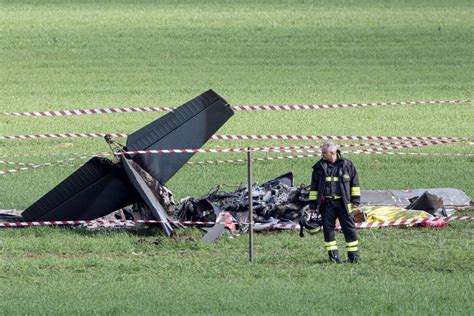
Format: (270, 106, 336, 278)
(308, 142, 361, 263)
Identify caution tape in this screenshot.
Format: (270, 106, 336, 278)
(0, 138, 459, 161)
(0, 219, 217, 228)
(188, 151, 474, 166)
(0, 157, 101, 175)
(0, 166, 50, 175)
(117, 140, 460, 156)
(0, 133, 464, 142)
(211, 134, 464, 142)
(342, 149, 474, 157)
(0, 133, 128, 140)
(231, 100, 470, 111)
(2, 151, 472, 176)
(0, 151, 112, 159)
(187, 149, 474, 166)
(349, 216, 473, 229)
(0, 107, 175, 117)
(0, 216, 472, 229)
(250, 139, 457, 153)
(257, 216, 474, 230)
(119, 148, 249, 155)
(1, 147, 471, 176)
(0, 153, 109, 175)
(0, 161, 37, 166)
(0, 161, 79, 169)
(0, 100, 469, 117)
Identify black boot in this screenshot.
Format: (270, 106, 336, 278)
(348, 251, 361, 263)
(328, 250, 342, 263)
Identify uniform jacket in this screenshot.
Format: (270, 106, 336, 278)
(308, 155, 360, 212)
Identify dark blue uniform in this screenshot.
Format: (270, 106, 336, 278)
(308, 154, 361, 262)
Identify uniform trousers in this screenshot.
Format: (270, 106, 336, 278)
(321, 199, 358, 243)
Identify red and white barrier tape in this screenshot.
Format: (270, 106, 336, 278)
(0, 151, 112, 159)
(342, 149, 474, 157)
(0, 107, 175, 117)
(0, 219, 216, 228)
(0, 137, 467, 171)
(0, 216, 472, 229)
(329, 139, 457, 148)
(0, 161, 37, 166)
(231, 100, 470, 111)
(0, 138, 459, 161)
(252, 139, 458, 153)
(0, 133, 128, 140)
(211, 134, 464, 142)
(2, 149, 471, 175)
(0, 161, 80, 168)
(117, 140, 461, 156)
(350, 216, 473, 229)
(0, 133, 464, 142)
(0, 165, 45, 175)
(0, 156, 102, 175)
(188, 150, 474, 166)
(257, 216, 474, 230)
(0, 100, 469, 117)
(119, 147, 250, 155)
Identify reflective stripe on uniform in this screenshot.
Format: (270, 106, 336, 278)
(351, 187, 361, 196)
(347, 203, 353, 211)
(346, 240, 358, 252)
(307, 227, 321, 234)
(325, 176, 339, 182)
(309, 190, 318, 200)
(325, 196, 342, 200)
(324, 240, 337, 250)
(346, 240, 359, 247)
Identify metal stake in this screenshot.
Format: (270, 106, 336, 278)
(247, 147, 254, 263)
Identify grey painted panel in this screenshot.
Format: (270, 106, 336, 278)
(361, 188, 471, 207)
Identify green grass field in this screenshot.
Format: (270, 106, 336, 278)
(0, 0, 473, 314)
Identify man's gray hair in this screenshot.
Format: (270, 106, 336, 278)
(322, 141, 337, 153)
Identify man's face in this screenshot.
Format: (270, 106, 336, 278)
(321, 146, 335, 161)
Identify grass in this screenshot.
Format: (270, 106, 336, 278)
(1, 222, 473, 314)
(0, 0, 473, 314)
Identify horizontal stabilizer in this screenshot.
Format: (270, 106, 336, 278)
(22, 158, 137, 221)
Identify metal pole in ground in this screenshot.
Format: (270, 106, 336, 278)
(247, 147, 254, 263)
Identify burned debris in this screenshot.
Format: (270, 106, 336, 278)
(172, 176, 472, 238)
(176, 172, 307, 225)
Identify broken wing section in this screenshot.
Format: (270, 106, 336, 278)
(22, 157, 138, 221)
(126, 89, 234, 184)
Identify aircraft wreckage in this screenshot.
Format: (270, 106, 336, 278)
(1, 90, 471, 240)
(20, 89, 234, 236)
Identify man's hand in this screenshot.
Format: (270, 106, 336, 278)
(348, 203, 360, 213)
(350, 203, 361, 213)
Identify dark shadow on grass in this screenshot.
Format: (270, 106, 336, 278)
(65, 226, 168, 237)
(69, 226, 207, 245)
(312, 258, 331, 264)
